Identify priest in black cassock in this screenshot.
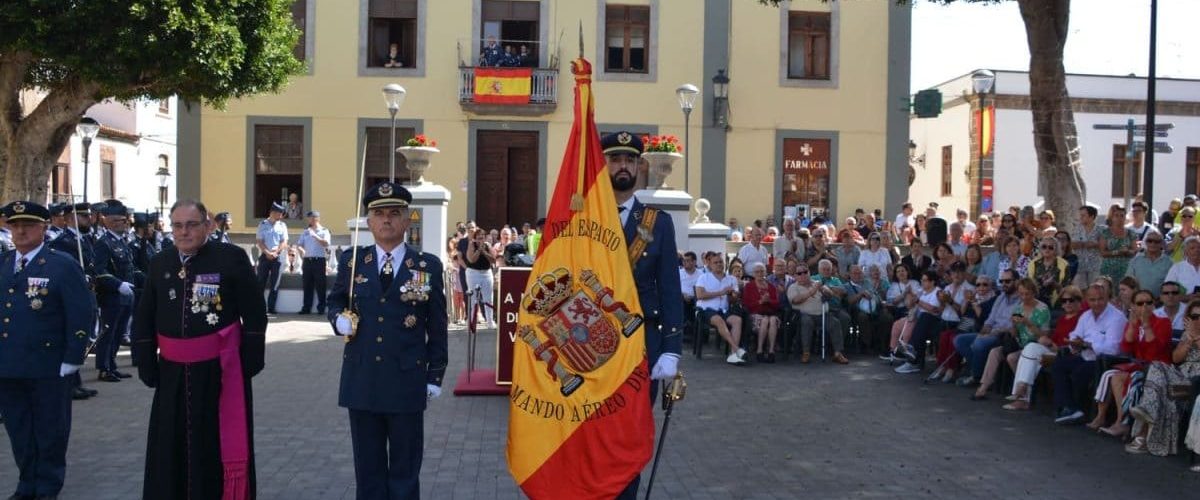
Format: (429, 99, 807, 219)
(132, 200, 268, 500)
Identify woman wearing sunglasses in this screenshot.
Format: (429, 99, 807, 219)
(1088, 289, 1171, 437)
(1003, 285, 1089, 410)
(1126, 299, 1200, 461)
(1029, 237, 1069, 308)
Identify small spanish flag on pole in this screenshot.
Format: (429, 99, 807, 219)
(505, 56, 653, 499)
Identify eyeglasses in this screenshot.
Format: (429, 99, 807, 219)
(1134, 300, 1155, 307)
(974, 282, 991, 287)
(1190, 313, 1200, 320)
(795, 270, 809, 275)
(1162, 290, 1180, 296)
(1060, 297, 1080, 303)
(998, 279, 1013, 284)
(1147, 239, 1163, 243)
(171, 221, 206, 231)
(1040, 245, 1055, 250)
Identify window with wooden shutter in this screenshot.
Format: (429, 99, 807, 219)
(787, 12, 831, 80)
(1111, 144, 1142, 198)
(253, 125, 305, 217)
(605, 5, 649, 73)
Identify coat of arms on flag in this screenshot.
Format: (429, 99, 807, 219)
(518, 269, 644, 397)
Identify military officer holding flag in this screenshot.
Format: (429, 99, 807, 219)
(602, 131, 685, 500)
(327, 181, 448, 500)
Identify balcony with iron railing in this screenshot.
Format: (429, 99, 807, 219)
(457, 39, 558, 116)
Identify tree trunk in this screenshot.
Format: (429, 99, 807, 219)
(1017, 0, 1087, 234)
(0, 50, 99, 203)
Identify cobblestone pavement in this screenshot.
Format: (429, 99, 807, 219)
(3, 317, 1200, 499)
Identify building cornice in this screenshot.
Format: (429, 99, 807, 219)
(941, 94, 1200, 117)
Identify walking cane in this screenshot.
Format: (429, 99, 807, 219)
(643, 371, 687, 500)
(820, 301, 827, 362)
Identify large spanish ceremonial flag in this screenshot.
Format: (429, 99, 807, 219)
(506, 57, 653, 499)
(474, 67, 533, 104)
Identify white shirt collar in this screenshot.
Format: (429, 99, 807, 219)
(618, 197, 636, 227)
(376, 244, 406, 272)
(15, 244, 44, 271)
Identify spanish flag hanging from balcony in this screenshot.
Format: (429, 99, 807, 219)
(505, 57, 653, 499)
(474, 67, 533, 104)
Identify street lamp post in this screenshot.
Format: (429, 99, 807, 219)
(971, 69, 995, 218)
(381, 83, 408, 183)
(675, 83, 699, 194)
(156, 166, 171, 216)
(711, 69, 730, 129)
(76, 117, 100, 202)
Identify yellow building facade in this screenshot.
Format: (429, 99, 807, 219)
(178, 0, 911, 240)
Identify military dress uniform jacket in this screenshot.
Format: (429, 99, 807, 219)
(622, 199, 684, 368)
(326, 244, 448, 414)
(0, 248, 96, 378)
(93, 230, 140, 305)
(47, 229, 97, 278)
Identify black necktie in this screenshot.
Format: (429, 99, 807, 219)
(16, 257, 26, 273)
(381, 253, 394, 290)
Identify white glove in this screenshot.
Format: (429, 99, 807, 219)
(334, 316, 353, 335)
(59, 363, 80, 377)
(650, 353, 680, 381)
(426, 384, 442, 401)
(119, 282, 134, 295)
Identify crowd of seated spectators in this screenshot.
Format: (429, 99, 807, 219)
(692, 197, 1200, 472)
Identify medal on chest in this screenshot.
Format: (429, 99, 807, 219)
(189, 273, 223, 325)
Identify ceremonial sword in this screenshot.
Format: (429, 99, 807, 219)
(643, 371, 687, 500)
(339, 139, 371, 342)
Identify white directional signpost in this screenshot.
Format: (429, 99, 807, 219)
(1093, 119, 1173, 209)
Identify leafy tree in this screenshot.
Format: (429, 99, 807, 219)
(762, 0, 1086, 232)
(0, 0, 304, 201)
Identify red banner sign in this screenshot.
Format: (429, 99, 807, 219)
(495, 267, 531, 385)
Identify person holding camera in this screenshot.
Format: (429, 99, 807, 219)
(464, 228, 497, 328)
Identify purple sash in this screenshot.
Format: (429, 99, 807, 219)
(158, 323, 250, 500)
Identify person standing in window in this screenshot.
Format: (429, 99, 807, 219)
(383, 42, 404, 68)
(479, 36, 502, 67)
(284, 192, 303, 220)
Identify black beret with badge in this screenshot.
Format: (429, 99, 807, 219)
(362, 182, 412, 209)
(600, 131, 644, 156)
(1, 201, 50, 223)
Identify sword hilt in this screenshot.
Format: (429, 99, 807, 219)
(661, 371, 686, 411)
(340, 309, 360, 343)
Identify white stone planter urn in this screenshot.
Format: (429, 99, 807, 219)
(641, 151, 683, 190)
(396, 146, 440, 185)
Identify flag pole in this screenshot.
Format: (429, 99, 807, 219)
(643, 372, 686, 499)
